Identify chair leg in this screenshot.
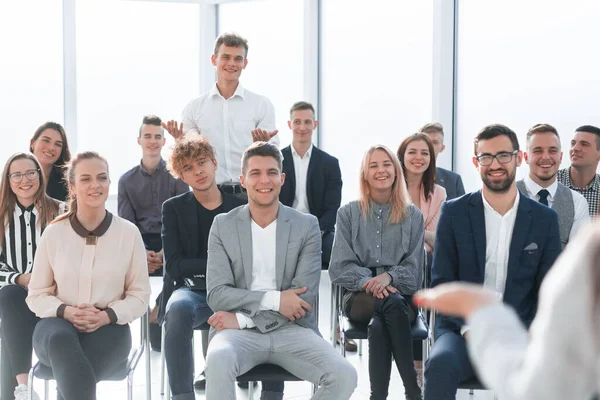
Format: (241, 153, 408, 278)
(44, 380, 49, 400)
(127, 371, 134, 400)
(330, 283, 337, 344)
(469, 389, 474, 395)
(312, 383, 318, 395)
(145, 318, 151, 400)
(358, 339, 363, 356)
(160, 324, 166, 395)
(248, 381, 255, 400)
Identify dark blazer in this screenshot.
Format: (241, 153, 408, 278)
(280, 145, 342, 233)
(431, 191, 562, 337)
(435, 167, 465, 200)
(157, 191, 246, 324)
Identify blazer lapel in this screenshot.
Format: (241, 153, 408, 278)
(183, 193, 200, 256)
(282, 147, 296, 201)
(236, 205, 254, 289)
(275, 204, 290, 289)
(506, 196, 532, 287)
(468, 191, 487, 281)
(305, 147, 319, 212)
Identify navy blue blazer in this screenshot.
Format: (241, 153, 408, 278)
(157, 191, 245, 324)
(431, 190, 562, 337)
(435, 167, 465, 200)
(279, 145, 342, 233)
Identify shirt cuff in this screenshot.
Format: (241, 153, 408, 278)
(8, 272, 21, 285)
(460, 325, 471, 337)
(236, 313, 256, 330)
(57, 304, 67, 319)
(260, 291, 281, 312)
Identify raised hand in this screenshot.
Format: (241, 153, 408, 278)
(251, 129, 278, 142)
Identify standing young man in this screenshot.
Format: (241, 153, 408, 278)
(205, 142, 357, 400)
(118, 115, 189, 349)
(557, 125, 600, 217)
(518, 124, 590, 247)
(165, 32, 279, 198)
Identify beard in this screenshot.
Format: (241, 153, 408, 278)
(481, 167, 516, 193)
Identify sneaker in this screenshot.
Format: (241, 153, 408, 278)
(14, 384, 40, 400)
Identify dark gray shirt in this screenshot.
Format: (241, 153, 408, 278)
(329, 200, 425, 295)
(118, 159, 189, 236)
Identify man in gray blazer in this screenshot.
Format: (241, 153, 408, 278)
(205, 142, 357, 400)
(421, 122, 466, 200)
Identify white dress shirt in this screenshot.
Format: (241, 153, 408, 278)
(236, 219, 281, 329)
(467, 223, 600, 400)
(523, 175, 590, 240)
(462, 191, 520, 336)
(181, 83, 279, 185)
(291, 144, 312, 214)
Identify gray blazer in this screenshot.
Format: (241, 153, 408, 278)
(207, 203, 322, 334)
(436, 167, 466, 200)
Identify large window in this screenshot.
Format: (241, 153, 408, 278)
(455, 0, 600, 192)
(0, 0, 64, 165)
(218, 0, 305, 149)
(321, 0, 434, 203)
(76, 0, 201, 194)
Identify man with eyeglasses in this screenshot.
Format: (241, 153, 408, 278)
(423, 124, 562, 400)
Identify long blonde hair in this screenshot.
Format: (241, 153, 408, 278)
(53, 151, 109, 223)
(0, 153, 61, 247)
(358, 145, 411, 224)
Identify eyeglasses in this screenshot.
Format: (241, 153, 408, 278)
(475, 150, 519, 166)
(8, 169, 40, 183)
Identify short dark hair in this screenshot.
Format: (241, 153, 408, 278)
(420, 122, 444, 136)
(526, 123, 560, 147)
(139, 115, 164, 137)
(241, 142, 282, 175)
(214, 32, 249, 58)
(474, 124, 520, 155)
(289, 101, 315, 118)
(397, 133, 437, 200)
(575, 125, 600, 149)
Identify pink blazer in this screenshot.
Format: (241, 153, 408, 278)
(419, 184, 447, 253)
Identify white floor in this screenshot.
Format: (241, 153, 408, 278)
(29, 272, 496, 399)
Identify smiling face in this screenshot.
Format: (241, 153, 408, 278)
(524, 132, 562, 184)
(30, 128, 63, 168)
(402, 139, 431, 177)
(180, 155, 217, 192)
(366, 149, 396, 194)
(137, 124, 165, 157)
(569, 131, 600, 169)
(8, 158, 41, 206)
(211, 44, 248, 83)
(70, 158, 110, 210)
(240, 155, 285, 208)
(288, 109, 318, 145)
(473, 135, 522, 193)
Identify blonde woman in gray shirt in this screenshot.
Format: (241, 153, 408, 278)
(329, 145, 425, 400)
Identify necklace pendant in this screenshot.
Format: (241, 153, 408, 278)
(86, 236, 97, 246)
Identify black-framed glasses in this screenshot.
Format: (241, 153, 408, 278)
(475, 150, 519, 166)
(8, 169, 40, 183)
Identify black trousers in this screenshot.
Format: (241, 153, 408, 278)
(0, 285, 39, 400)
(32, 318, 131, 400)
(345, 292, 421, 400)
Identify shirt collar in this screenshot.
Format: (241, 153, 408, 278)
(209, 82, 246, 99)
(565, 167, 600, 191)
(15, 201, 36, 216)
(291, 144, 313, 159)
(524, 175, 557, 198)
(482, 189, 520, 217)
(139, 159, 166, 177)
(70, 211, 113, 238)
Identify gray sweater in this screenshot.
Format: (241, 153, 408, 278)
(329, 200, 425, 295)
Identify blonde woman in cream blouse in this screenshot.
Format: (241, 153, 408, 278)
(26, 151, 150, 400)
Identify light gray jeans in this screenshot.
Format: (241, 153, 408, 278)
(205, 324, 357, 399)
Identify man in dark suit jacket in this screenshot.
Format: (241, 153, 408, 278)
(424, 124, 562, 400)
(158, 137, 281, 399)
(421, 122, 466, 200)
(279, 101, 342, 269)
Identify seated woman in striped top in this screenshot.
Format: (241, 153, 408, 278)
(26, 151, 150, 400)
(0, 153, 63, 400)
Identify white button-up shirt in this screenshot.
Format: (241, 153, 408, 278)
(236, 219, 281, 329)
(181, 83, 279, 184)
(523, 175, 590, 240)
(291, 144, 312, 214)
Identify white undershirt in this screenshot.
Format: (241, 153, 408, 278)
(235, 219, 281, 329)
(291, 144, 312, 214)
(462, 190, 519, 336)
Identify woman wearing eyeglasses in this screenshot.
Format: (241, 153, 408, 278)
(29, 122, 72, 202)
(0, 153, 63, 400)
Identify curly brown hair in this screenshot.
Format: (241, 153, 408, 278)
(167, 136, 216, 179)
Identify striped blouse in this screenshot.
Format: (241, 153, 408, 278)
(0, 203, 42, 286)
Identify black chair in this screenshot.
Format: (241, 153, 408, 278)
(28, 310, 151, 400)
